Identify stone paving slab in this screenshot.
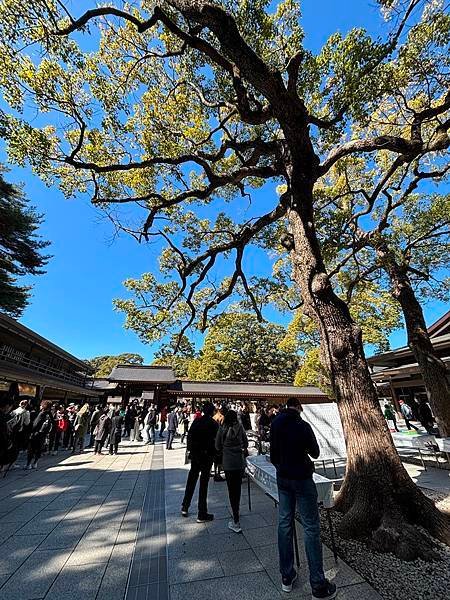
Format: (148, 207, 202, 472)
(0, 441, 151, 600)
(0, 433, 384, 600)
(163, 440, 381, 600)
(45, 561, 108, 600)
(0, 549, 72, 600)
(218, 547, 265, 576)
(169, 571, 284, 600)
(0, 534, 46, 575)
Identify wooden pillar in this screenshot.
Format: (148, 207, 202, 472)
(389, 381, 401, 413)
(121, 384, 130, 408)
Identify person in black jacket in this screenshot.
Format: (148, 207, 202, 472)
(26, 400, 54, 470)
(417, 398, 434, 434)
(0, 392, 14, 472)
(108, 410, 123, 455)
(181, 403, 219, 522)
(270, 397, 336, 600)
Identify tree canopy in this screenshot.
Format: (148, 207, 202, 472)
(152, 334, 196, 377)
(0, 174, 50, 317)
(0, 0, 448, 343)
(86, 353, 144, 378)
(187, 312, 299, 382)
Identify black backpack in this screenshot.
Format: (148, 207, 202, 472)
(31, 412, 52, 438)
(0, 414, 21, 468)
(148, 410, 157, 426)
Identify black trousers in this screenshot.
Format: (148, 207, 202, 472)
(404, 417, 419, 431)
(53, 430, 62, 451)
(225, 469, 243, 523)
(27, 435, 44, 465)
(109, 441, 119, 454)
(182, 455, 214, 516)
(94, 440, 103, 453)
(48, 428, 56, 451)
(63, 428, 72, 448)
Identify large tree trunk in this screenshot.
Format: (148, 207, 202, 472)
(377, 248, 450, 436)
(287, 205, 450, 560)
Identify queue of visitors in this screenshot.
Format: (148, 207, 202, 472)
(0, 393, 132, 473)
(178, 398, 336, 599)
(383, 397, 436, 434)
(0, 387, 440, 598)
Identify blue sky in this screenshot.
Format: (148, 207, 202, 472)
(1, 1, 448, 363)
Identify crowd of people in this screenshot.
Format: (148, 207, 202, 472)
(179, 397, 337, 599)
(3, 389, 436, 599)
(383, 397, 436, 434)
(0, 394, 130, 473)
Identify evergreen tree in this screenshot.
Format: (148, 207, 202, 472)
(188, 313, 299, 383)
(153, 334, 197, 378)
(86, 353, 144, 378)
(0, 175, 50, 317)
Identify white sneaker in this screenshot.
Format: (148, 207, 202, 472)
(282, 571, 297, 593)
(32, 462, 38, 469)
(228, 520, 242, 533)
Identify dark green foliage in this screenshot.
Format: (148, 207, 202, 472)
(86, 353, 144, 377)
(0, 174, 50, 317)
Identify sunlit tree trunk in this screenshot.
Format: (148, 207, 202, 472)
(286, 186, 450, 559)
(376, 246, 450, 436)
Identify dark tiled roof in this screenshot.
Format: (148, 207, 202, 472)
(88, 379, 118, 390)
(368, 332, 450, 367)
(428, 310, 450, 338)
(372, 355, 450, 380)
(167, 380, 328, 400)
(0, 362, 100, 397)
(108, 364, 176, 383)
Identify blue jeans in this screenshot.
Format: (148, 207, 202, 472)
(146, 425, 155, 443)
(166, 430, 175, 449)
(277, 475, 325, 589)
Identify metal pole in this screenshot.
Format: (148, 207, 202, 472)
(418, 448, 427, 471)
(247, 473, 252, 511)
(433, 447, 441, 469)
(293, 521, 300, 568)
(332, 459, 338, 478)
(326, 508, 338, 563)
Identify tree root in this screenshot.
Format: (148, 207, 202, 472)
(335, 482, 450, 561)
(371, 516, 440, 561)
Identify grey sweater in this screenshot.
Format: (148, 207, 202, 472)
(215, 423, 248, 471)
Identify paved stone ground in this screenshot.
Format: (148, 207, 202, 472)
(163, 442, 381, 600)
(0, 438, 382, 600)
(0, 441, 150, 600)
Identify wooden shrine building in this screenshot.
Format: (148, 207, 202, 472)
(368, 310, 450, 408)
(1, 311, 330, 408)
(0, 312, 99, 406)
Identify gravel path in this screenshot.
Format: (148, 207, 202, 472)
(320, 490, 450, 600)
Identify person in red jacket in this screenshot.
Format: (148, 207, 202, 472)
(53, 409, 69, 455)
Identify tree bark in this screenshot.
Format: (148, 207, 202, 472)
(287, 203, 450, 559)
(377, 247, 450, 437)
